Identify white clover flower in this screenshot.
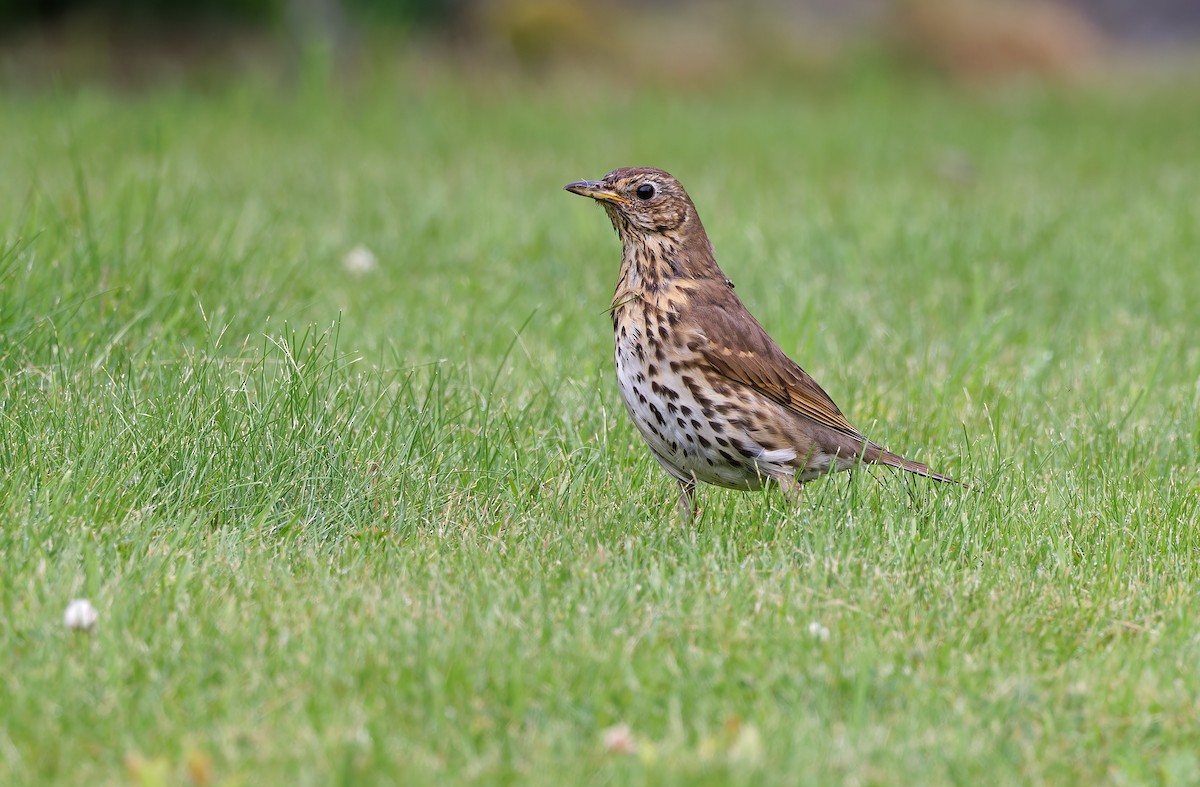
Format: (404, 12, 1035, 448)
(342, 244, 378, 275)
(64, 599, 98, 632)
(602, 723, 637, 754)
(729, 722, 764, 765)
(807, 621, 830, 642)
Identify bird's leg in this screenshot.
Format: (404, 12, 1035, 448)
(676, 478, 698, 522)
(775, 473, 804, 507)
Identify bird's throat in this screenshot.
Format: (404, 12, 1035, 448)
(610, 236, 691, 330)
(617, 234, 684, 294)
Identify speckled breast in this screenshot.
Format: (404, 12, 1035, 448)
(611, 308, 783, 491)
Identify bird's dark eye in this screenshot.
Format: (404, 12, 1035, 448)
(636, 183, 655, 200)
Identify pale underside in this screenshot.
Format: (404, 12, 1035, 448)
(613, 326, 854, 491)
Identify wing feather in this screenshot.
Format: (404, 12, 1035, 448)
(691, 287, 864, 440)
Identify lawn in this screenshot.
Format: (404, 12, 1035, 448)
(2, 61, 1199, 785)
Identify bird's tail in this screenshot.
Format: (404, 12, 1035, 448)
(869, 446, 968, 488)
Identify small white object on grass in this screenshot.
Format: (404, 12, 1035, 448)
(602, 723, 637, 754)
(64, 599, 99, 632)
(807, 621, 830, 642)
(342, 244, 379, 275)
(728, 721, 765, 765)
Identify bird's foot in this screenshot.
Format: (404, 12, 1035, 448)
(775, 474, 804, 507)
(677, 479, 698, 523)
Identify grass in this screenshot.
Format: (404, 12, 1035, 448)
(2, 61, 1200, 785)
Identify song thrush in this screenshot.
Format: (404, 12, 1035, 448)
(565, 166, 960, 515)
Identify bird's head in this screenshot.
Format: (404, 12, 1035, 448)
(564, 167, 696, 238)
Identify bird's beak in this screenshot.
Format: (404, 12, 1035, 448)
(564, 180, 631, 205)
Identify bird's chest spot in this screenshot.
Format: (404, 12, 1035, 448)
(615, 316, 680, 426)
(613, 316, 769, 489)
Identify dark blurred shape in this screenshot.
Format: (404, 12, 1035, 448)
(1072, 0, 1200, 44)
(2, 0, 1198, 89)
(352, 0, 465, 27)
(3, 0, 1200, 43)
(0, 0, 285, 26)
(0, 0, 467, 28)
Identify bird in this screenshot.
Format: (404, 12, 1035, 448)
(564, 166, 962, 517)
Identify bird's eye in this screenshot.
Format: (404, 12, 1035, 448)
(636, 183, 656, 200)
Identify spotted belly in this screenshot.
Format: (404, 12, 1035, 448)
(613, 333, 798, 490)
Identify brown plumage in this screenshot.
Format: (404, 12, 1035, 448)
(565, 166, 961, 515)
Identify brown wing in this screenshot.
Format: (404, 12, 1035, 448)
(688, 282, 865, 441)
